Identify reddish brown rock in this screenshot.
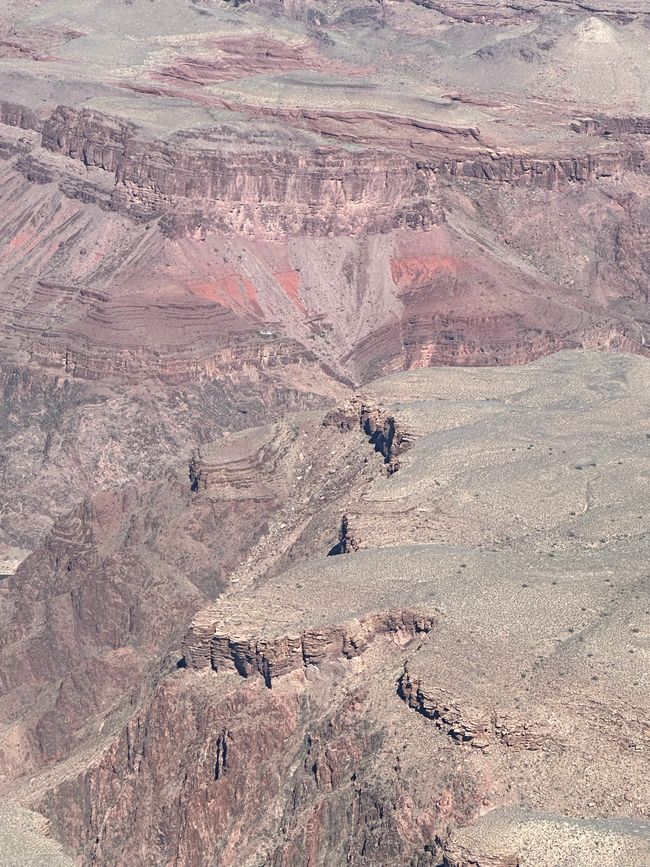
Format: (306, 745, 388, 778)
(1, 0, 650, 862)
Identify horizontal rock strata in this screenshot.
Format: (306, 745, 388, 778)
(184, 609, 435, 684)
(38, 106, 441, 236)
(2, 103, 648, 242)
(573, 115, 650, 136)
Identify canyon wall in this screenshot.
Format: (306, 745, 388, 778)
(573, 115, 650, 136)
(1, 103, 647, 242)
(39, 106, 441, 236)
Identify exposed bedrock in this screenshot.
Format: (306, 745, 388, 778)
(39, 106, 442, 237)
(186, 423, 299, 495)
(2, 105, 650, 387)
(30, 332, 323, 386)
(323, 396, 416, 472)
(328, 513, 360, 555)
(398, 667, 548, 752)
(419, 147, 646, 185)
(0, 104, 645, 242)
(0, 100, 42, 132)
(184, 609, 435, 679)
(36, 667, 471, 867)
(16, 351, 650, 866)
(573, 115, 650, 136)
(41, 106, 649, 230)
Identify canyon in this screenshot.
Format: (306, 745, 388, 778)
(6, 349, 648, 867)
(0, 0, 648, 864)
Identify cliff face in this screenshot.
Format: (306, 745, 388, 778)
(2, 102, 644, 243)
(35, 104, 650, 234)
(39, 106, 442, 237)
(36, 665, 461, 867)
(2, 0, 650, 861)
(185, 608, 435, 682)
(29, 328, 323, 386)
(22, 352, 650, 867)
(0, 100, 42, 132)
(0, 480, 273, 779)
(323, 396, 416, 473)
(398, 667, 549, 752)
(419, 147, 645, 186)
(573, 115, 650, 136)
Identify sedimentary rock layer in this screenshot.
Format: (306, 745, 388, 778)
(185, 609, 435, 682)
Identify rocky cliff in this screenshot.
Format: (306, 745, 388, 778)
(573, 115, 650, 136)
(185, 608, 435, 682)
(38, 105, 441, 237)
(1, 0, 650, 862)
(2, 100, 647, 244)
(8, 351, 647, 867)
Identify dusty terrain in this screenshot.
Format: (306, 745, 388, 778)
(0, 0, 649, 863)
(2, 350, 649, 865)
(2, 0, 650, 546)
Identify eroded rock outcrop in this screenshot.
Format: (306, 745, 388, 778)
(0, 100, 42, 132)
(328, 513, 360, 555)
(30, 330, 320, 385)
(39, 104, 650, 232)
(323, 396, 416, 473)
(5, 352, 647, 866)
(188, 424, 298, 494)
(573, 116, 650, 136)
(3, 101, 647, 246)
(419, 147, 646, 186)
(399, 667, 549, 752)
(185, 609, 435, 682)
(38, 106, 442, 237)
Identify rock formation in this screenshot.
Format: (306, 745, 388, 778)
(1, 350, 645, 865)
(1, 0, 650, 861)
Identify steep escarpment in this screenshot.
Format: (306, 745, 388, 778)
(0, 479, 269, 779)
(398, 664, 550, 753)
(4, 351, 648, 866)
(0, 100, 42, 132)
(574, 115, 650, 136)
(30, 324, 324, 386)
(34, 104, 650, 235)
(2, 101, 647, 246)
(34, 541, 650, 866)
(1, 0, 650, 861)
(0, 353, 343, 552)
(39, 106, 441, 237)
(185, 608, 435, 682)
(420, 146, 646, 185)
(36, 660, 469, 867)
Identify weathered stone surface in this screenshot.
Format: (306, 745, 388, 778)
(18, 351, 647, 866)
(1, 0, 650, 861)
(196, 610, 436, 685)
